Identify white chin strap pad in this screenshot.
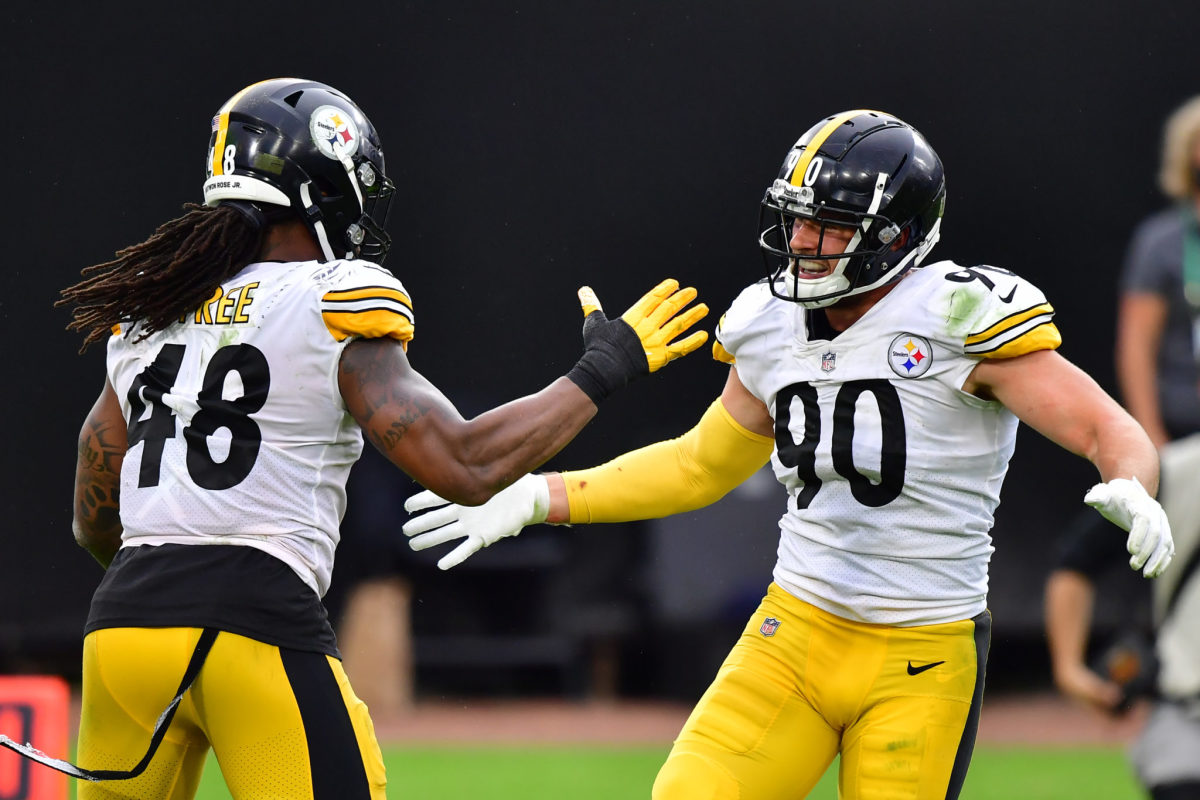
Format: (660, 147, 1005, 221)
(299, 181, 338, 261)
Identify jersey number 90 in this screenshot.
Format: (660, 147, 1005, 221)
(774, 379, 906, 508)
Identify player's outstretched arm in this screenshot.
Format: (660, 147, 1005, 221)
(967, 349, 1174, 578)
(340, 280, 708, 506)
(403, 367, 775, 569)
(73, 380, 126, 568)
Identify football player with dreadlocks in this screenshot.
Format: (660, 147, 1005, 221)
(401, 109, 1177, 799)
(42, 78, 708, 799)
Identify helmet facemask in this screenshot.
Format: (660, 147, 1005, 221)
(298, 154, 395, 264)
(759, 175, 941, 309)
(350, 160, 395, 263)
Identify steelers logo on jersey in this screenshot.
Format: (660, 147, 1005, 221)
(888, 333, 933, 378)
(310, 105, 360, 161)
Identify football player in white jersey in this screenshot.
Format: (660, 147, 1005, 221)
(52, 78, 708, 800)
(402, 109, 1177, 799)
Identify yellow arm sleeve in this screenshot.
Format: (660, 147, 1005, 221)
(563, 399, 775, 523)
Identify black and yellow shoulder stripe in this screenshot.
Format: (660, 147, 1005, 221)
(965, 301, 1061, 358)
(321, 284, 414, 346)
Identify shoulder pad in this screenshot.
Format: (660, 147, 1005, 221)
(319, 261, 414, 347)
(714, 283, 775, 357)
(932, 263, 1061, 358)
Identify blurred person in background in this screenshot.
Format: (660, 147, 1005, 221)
(45, 76, 709, 800)
(403, 109, 1176, 800)
(1045, 94, 1200, 800)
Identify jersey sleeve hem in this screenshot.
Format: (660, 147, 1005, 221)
(320, 285, 415, 346)
(964, 302, 1059, 357)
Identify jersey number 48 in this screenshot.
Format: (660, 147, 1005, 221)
(126, 343, 270, 490)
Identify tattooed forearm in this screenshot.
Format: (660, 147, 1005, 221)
(74, 414, 125, 567)
(77, 479, 120, 524)
(372, 402, 429, 451)
(79, 416, 124, 473)
(338, 335, 596, 504)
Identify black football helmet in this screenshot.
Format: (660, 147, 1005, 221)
(203, 78, 394, 263)
(759, 109, 946, 307)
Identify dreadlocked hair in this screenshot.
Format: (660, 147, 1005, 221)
(58, 202, 266, 352)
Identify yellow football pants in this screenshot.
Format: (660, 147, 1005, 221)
(653, 583, 989, 800)
(75, 627, 386, 800)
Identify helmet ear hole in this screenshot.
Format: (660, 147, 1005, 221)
(310, 175, 342, 201)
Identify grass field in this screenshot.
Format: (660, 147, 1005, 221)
(167, 744, 1144, 799)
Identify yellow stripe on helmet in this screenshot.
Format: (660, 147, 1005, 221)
(788, 109, 884, 187)
(209, 79, 281, 177)
(210, 113, 231, 177)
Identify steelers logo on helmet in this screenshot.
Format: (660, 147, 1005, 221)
(309, 105, 360, 160)
(888, 334, 933, 378)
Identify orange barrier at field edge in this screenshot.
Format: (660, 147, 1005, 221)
(0, 676, 69, 800)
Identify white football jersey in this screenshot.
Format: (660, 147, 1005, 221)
(106, 258, 414, 597)
(715, 261, 1061, 625)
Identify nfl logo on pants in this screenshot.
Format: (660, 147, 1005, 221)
(759, 617, 781, 637)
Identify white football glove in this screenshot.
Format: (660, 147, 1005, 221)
(402, 474, 551, 570)
(1084, 476, 1175, 578)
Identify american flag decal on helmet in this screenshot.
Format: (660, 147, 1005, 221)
(759, 617, 781, 637)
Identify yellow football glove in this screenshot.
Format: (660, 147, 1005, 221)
(566, 279, 708, 404)
(578, 279, 709, 372)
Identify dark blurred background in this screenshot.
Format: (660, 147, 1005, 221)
(4, 1, 1194, 700)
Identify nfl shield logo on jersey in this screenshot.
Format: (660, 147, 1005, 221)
(820, 351, 837, 372)
(759, 617, 781, 637)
